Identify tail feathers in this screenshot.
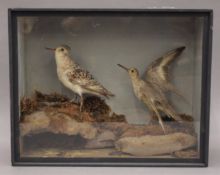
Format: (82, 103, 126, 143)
(162, 105, 182, 122)
(82, 85, 114, 99)
(156, 102, 182, 122)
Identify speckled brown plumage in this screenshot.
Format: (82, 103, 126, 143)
(46, 45, 114, 113)
(66, 66, 113, 98)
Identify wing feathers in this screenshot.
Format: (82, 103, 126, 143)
(159, 46, 186, 68)
(146, 46, 186, 97)
(66, 66, 114, 98)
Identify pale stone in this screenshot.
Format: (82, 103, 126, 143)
(20, 111, 97, 139)
(20, 111, 50, 136)
(115, 132, 196, 156)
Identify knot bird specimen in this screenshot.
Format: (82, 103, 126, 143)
(46, 45, 114, 112)
(117, 46, 186, 133)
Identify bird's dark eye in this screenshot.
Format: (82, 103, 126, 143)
(131, 70, 134, 73)
(60, 48, 64, 52)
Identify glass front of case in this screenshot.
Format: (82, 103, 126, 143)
(10, 10, 212, 165)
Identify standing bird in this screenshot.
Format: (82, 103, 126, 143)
(117, 46, 186, 133)
(46, 45, 114, 112)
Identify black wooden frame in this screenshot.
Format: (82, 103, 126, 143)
(9, 9, 213, 167)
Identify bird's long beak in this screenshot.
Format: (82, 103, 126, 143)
(117, 64, 129, 72)
(45, 47, 56, 51)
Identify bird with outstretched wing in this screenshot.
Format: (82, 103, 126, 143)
(118, 46, 186, 133)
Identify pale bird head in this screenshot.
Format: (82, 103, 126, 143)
(46, 45, 71, 58)
(117, 64, 139, 79)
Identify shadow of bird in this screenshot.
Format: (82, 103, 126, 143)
(117, 46, 186, 133)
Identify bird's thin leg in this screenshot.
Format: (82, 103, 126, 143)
(151, 105, 166, 134)
(76, 94, 81, 104)
(77, 95, 84, 121)
(158, 103, 182, 122)
(80, 95, 84, 112)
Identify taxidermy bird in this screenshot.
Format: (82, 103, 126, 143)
(46, 45, 114, 112)
(117, 46, 186, 133)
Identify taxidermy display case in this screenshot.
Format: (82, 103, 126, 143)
(9, 9, 212, 167)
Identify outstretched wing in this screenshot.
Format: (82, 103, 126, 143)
(145, 46, 186, 97)
(66, 65, 114, 98)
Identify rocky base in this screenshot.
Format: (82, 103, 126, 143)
(20, 91, 198, 158)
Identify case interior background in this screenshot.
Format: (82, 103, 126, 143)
(0, 0, 219, 174)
